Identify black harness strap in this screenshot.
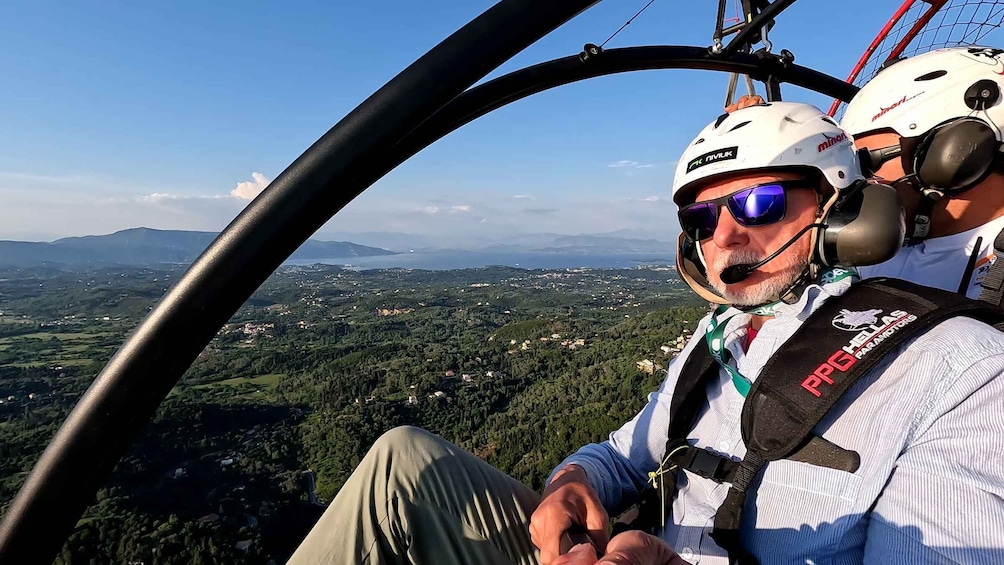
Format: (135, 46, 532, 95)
(978, 227, 1004, 306)
(666, 434, 859, 486)
(627, 347, 719, 535)
(645, 278, 1004, 565)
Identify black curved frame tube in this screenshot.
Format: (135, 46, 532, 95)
(0, 14, 859, 565)
(390, 46, 857, 171)
(725, 0, 798, 54)
(0, 1, 599, 562)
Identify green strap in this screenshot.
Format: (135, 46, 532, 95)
(704, 267, 857, 397)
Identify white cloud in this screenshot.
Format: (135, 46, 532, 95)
(513, 194, 535, 200)
(0, 171, 88, 184)
(643, 196, 663, 202)
(450, 205, 471, 213)
(608, 160, 656, 169)
(141, 193, 178, 203)
(420, 206, 439, 214)
(231, 172, 271, 200)
(133, 192, 230, 204)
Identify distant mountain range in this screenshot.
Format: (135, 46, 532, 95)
(0, 228, 397, 267)
(318, 230, 674, 254)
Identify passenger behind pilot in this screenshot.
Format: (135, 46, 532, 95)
(842, 46, 1004, 298)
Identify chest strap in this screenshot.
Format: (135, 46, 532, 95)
(666, 434, 859, 486)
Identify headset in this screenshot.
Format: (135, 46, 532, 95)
(906, 116, 1002, 194)
(867, 79, 1004, 196)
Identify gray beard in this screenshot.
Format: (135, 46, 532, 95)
(709, 247, 808, 306)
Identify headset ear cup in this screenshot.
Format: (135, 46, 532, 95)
(914, 119, 1001, 193)
(676, 233, 728, 304)
(818, 182, 905, 266)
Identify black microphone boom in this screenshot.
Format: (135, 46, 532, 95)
(719, 223, 826, 284)
(720, 263, 755, 284)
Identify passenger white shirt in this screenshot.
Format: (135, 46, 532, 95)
(554, 273, 1004, 564)
(858, 214, 1004, 298)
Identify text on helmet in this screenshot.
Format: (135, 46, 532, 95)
(817, 132, 848, 153)
(871, 92, 925, 123)
(686, 146, 739, 173)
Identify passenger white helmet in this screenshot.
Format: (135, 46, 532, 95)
(842, 46, 1004, 141)
(842, 46, 1004, 238)
(672, 101, 863, 206)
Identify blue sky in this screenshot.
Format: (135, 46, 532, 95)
(0, 1, 974, 242)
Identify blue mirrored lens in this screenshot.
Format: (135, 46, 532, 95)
(728, 184, 786, 226)
(678, 202, 718, 241)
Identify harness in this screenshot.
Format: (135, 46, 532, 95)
(628, 277, 1004, 564)
(978, 226, 1004, 307)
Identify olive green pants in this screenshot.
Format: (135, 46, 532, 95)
(287, 426, 542, 565)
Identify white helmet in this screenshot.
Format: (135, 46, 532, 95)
(672, 101, 864, 206)
(842, 46, 1004, 140)
(673, 102, 903, 306)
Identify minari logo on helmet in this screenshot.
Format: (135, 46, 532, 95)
(817, 132, 848, 153)
(871, 92, 925, 122)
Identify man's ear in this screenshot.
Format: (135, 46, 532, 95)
(815, 180, 834, 213)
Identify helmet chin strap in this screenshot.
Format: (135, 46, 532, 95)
(908, 189, 943, 245)
(895, 172, 944, 246)
(903, 180, 939, 246)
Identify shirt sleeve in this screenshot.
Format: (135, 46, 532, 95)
(863, 352, 1004, 564)
(546, 319, 711, 515)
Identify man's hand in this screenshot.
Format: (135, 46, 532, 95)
(530, 465, 610, 564)
(725, 94, 764, 113)
(551, 531, 688, 565)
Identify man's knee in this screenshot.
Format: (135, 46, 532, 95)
(370, 425, 448, 458)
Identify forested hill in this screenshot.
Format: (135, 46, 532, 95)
(0, 228, 397, 266)
(0, 264, 702, 563)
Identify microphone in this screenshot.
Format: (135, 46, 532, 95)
(719, 223, 825, 284)
(858, 146, 902, 177)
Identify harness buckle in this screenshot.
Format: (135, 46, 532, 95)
(668, 445, 738, 484)
(690, 448, 728, 480)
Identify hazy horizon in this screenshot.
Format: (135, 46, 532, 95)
(0, 225, 676, 251)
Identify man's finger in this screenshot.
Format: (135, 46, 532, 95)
(582, 497, 610, 552)
(552, 543, 599, 565)
(532, 502, 577, 565)
(597, 531, 688, 565)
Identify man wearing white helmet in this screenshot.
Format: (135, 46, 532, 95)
(288, 102, 1004, 565)
(535, 101, 1004, 565)
(842, 46, 1004, 299)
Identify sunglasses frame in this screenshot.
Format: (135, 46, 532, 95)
(678, 179, 816, 242)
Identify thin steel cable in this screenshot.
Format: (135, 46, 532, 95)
(599, 0, 658, 48)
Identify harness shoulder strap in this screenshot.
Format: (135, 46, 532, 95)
(669, 345, 718, 439)
(711, 277, 1004, 564)
(744, 277, 1004, 460)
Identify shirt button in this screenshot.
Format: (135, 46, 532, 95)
(681, 547, 694, 560)
(719, 441, 731, 452)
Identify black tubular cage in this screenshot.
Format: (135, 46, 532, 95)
(0, 1, 857, 562)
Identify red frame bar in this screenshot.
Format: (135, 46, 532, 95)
(828, 0, 918, 116)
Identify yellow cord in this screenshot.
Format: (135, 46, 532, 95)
(648, 444, 689, 528)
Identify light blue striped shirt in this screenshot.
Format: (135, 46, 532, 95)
(555, 275, 1004, 564)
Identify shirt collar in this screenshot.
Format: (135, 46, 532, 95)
(717, 266, 859, 328)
